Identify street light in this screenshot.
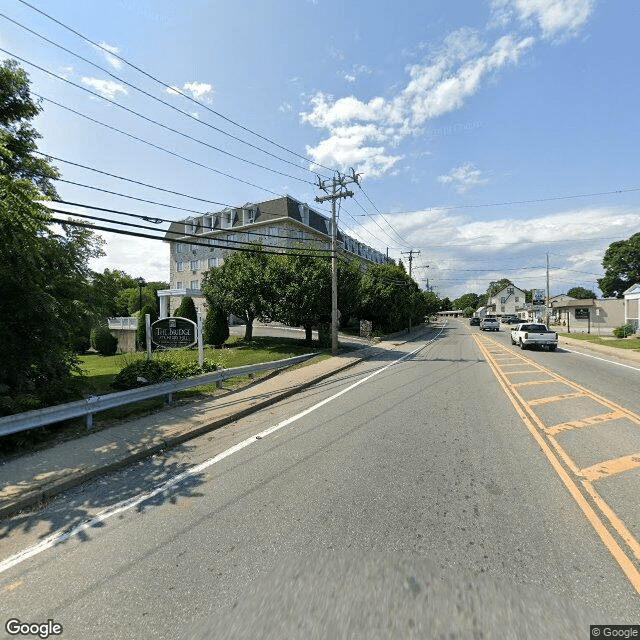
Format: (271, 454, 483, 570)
(136, 277, 146, 313)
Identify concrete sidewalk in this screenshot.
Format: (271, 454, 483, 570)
(1, 325, 636, 520)
(0, 328, 432, 520)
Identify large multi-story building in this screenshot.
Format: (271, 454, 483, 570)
(159, 195, 388, 318)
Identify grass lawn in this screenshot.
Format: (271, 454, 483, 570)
(559, 333, 640, 350)
(1, 336, 331, 458)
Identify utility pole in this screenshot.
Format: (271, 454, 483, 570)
(315, 169, 359, 355)
(546, 252, 550, 326)
(401, 249, 420, 279)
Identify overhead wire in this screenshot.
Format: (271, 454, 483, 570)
(49, 199, 336, 247)
(0, 48, 289, 195)
(16, 0, 337, 173)
(34, 90, 314, 186)
(0, 9, 329, 179)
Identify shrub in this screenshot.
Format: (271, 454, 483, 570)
(613, 323, 636, 338)
(175, 296, 198, 324)
(111, 352, 224, 390)
(90, 325, 118, 356)
(136, 303, 158, 350)
(204, 306, 229, 347)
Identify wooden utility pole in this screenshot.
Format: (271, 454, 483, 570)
(401, 249, 420, 279)
(315, 170, 359, 355)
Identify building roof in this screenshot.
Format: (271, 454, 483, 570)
(163, 195, 387, 264)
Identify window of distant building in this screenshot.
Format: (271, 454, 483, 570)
(176, 243, 184, 253)
(190, 259, 200, 271)
(177, 261, 184, 272)
(190, 280, 199, 290)
(176, 281, 183, 289)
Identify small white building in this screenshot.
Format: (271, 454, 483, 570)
(624, 283, 640, 328)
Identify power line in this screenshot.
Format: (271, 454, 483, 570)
(34, 91, 314, 186)
(0, 10, 327, 179)
(49, 199, 335, 248)
(36, 152, 232, 206)
(355, 183, 412, 248)
(0, 48, 286, 195)
(16, 0, 336, 173)
(48, 214, 334, 259)
(379, 187, 640, 217)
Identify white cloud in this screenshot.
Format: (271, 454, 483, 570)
(166, 82, 214, 103)
(81, 77, 128, 100)
(438, 162, 489, 193)
(352, 206, 640, 298)
(301, 30, 533, 178)
(94, 42, 123, 70)
(491, 0, 596, 39)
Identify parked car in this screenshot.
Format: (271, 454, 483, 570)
(501, 315, 519, 324)
(480, 317, 499, 331)
(469, 317, 480, 326)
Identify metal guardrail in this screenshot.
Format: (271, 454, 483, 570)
(0, 353, 317, 437)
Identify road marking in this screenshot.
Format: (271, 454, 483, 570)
(561, 348, 640, 373)
(0, 329, 446, 575)
(474, 334, 640, 595)
(580, 453, 640, 482)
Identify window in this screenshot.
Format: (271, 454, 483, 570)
(176, 281, 183, 289)
(515, 296, 520, 302)
(190, 259, 200, 271)
(208, 257, 220, 268)
(227, 234, 237, 245)
(177, 261, 184, 272)
(501, 297, 506, 303)
(176, 242, 184, 253)
(507, 287, 514, 294)
(185, 219, 195, 235)
(190, 280, 199, 290)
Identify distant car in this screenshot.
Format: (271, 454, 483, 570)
(480, 317, 499, 331)
(501, 315, 519, 324)
(469, 317, 480, 326)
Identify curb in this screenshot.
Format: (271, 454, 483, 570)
(0, 349, 372, 519)
(0, 325, 438, 519)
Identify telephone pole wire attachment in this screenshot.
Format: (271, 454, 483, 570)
(315, 169, 360, 355)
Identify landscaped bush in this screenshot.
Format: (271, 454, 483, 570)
(90, 325, 118, 356)
(613, 324, 636, 338)
(204, 306, 229, 347)
(111, 353, 222, 390)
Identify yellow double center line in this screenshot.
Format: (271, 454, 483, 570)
(474, 334, 640, 595)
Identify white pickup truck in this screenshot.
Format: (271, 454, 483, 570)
(510, 323, 558, 351)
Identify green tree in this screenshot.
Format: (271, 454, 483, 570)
(202, 244, 274, 341)
(567, 286, 597, 299)
(268, 251, 331, 344)
(453, 292, 480, 312)
(0, 60, 104, 412)
(0, 60, 58, 196)
(174, 295, 198, 324)
(358, 262, 417, 333)
(203, 306, 229, 348)
(598, 233, 640, 298)
(440, 297, 452, 311)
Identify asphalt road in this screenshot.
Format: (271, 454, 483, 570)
(1, 320, 638, 639)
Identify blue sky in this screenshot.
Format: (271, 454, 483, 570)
(2, 0, 640, 299)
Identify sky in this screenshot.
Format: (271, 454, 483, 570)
(2, 0, 640, 300)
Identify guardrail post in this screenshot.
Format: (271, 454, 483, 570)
(164, 392, 173, 405)
(86, 413, 93, 430)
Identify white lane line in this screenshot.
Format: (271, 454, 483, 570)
(562, 347, 640, 372)
(0, 329, 444, 574)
